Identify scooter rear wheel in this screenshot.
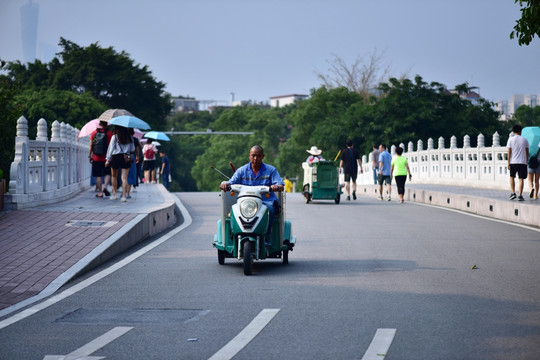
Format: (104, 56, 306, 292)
(243, 241, 253, 275)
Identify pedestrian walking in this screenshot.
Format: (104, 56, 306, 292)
(391, 146, 412, 203)
(369, 145, 380, 185)
(159, 150, 170, 190)
(377, 144, 392, 201)
(527, 142, 540, 199)
(507, 124, 529, 201)
(339, 139, 362, 201)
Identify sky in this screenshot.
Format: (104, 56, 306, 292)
(1, 0, 539, 105)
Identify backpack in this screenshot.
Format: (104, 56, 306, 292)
(528, 153, 539, 169)
(92, 130, 108, 156)
(144, 146, 154, 159)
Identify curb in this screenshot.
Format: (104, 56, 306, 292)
(357, 185, 540, 228)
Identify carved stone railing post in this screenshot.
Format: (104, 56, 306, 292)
(9, 116, 29, 194)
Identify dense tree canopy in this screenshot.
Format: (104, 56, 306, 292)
(510, 0, 540, 45)
(3, 38, 171, 129)
(0, 39, 172, 183)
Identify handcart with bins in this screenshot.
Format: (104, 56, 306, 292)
(302, 160, 342, 204)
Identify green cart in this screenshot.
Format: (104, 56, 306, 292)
(302, 160, 342, 204)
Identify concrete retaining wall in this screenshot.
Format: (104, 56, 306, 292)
(356, 185, 540, 228)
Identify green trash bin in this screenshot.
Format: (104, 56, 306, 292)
(302, 161, 342, 204)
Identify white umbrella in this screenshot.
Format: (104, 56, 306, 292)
(98, 109, 133, 122)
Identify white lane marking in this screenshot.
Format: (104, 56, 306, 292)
(208, 308, 280, 360)
(0, 195, 192, 330)
(414, 201, 540, 233)
(43, 326, 133, 359)
(361, 328, 396, 360)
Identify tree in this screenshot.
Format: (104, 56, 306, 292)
(510, 105, 540, 126)
(0, 60, 24, 184)
(315, 49, 391, 97)
(162, 111, 217, 191)
(4, 38, 172, 129)
(191, 105, 288, 191)
(12, 89, 106, 132)
(510, 0, 540, 45)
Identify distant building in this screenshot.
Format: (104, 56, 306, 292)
(20, 0, 39, 63)
(510, 94, 525, 115)
(269, 94, 309, 108)
(525, 94, 538, 108)
(170, 97, 199, 113)
(495, 100, 509, 121)
(495, 93, 540, 120)
(450, 87, 481, 106)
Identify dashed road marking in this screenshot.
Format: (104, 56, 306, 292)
(361, 328, 396, 360)
(208, 308, 280, 360)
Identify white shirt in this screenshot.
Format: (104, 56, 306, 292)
(507, 134, 529, 165)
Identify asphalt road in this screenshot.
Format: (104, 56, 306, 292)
(1, 192, 540, 360)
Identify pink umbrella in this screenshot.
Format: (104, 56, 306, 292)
(78, 119, 100, 138)
(140, 138, 161, 146)
(133, 128, 144, 139)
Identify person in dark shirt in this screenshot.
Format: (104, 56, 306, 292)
(159, 151, 170, 190)
(339, 139, 363, 201)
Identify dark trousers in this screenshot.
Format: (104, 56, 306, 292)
(395, 175, 407, 195)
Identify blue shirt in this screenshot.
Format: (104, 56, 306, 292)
(379, 150, 392, 176)
(229, 162, 284, 204)
(161, 155, 170, 175)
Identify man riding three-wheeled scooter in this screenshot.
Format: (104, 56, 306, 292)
(213, 145, 296, 275)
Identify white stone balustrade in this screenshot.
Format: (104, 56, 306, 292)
(5, 116, 91, 210)
(356, 132, 509, 190)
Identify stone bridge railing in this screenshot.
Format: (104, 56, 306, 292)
(4, 116, 91, 210)
(356, 132, 509, 190)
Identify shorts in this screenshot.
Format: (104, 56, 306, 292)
(510, 164, 527, 179)
(143, 160, 156, 171)
(344, 172, 357, 182)
(377, 173, 392, 185)
(91, 160, 111, 177)
(110, 153, 131, 170)
(528, 164, 540, 174)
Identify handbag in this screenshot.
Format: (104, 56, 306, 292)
(123, 153, 133, 165)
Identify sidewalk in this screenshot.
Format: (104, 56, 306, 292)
(356, 182, 540, 228)
(0, 184, 178, 318)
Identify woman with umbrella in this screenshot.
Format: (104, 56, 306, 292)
(105, 126, 135, 201)
(142, 131, 169, 184)
(142, 139, 158, 184)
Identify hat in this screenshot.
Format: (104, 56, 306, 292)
(306, 146, 322, 155)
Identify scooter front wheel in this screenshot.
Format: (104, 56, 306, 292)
(243, 241, 253, 275)
(217, 249, 225, 265)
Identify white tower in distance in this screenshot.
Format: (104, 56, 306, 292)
(20, 0, 39, 63)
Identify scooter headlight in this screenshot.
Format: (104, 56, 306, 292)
(239, 199, 258, 219)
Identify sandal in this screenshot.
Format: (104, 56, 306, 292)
(95, 193, 103, 198)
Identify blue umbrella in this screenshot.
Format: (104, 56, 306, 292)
(108, 115, 151, 130)
(522, 126, 540, 156)
(144, 131, 170, 141)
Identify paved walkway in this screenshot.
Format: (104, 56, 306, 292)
(0, 184, 176, 317)
(1, 182, 538, 319)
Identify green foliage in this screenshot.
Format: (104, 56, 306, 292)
(510, 0, 540, 45)
(162, 111, 217, 191)
(273, 78, 505, 185)
(0, 60, 25, 182)
(4, 38, 171, 130)
(12, 89, 106, 136)
(191, 106, 288, 191)
(509, 105, 540, 127)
